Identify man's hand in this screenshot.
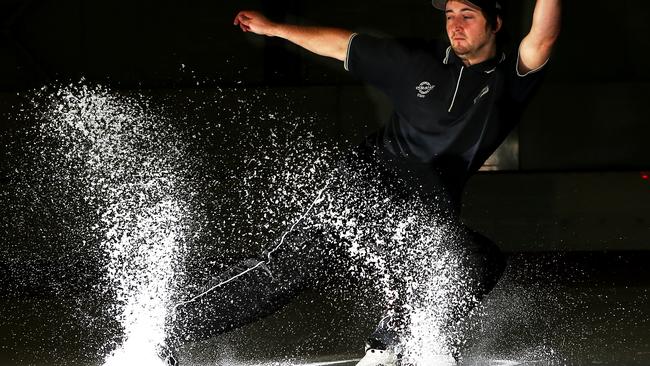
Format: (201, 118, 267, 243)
(234, 11, 278, 37)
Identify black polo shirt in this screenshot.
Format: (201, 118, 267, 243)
(345, 33, 547, 193)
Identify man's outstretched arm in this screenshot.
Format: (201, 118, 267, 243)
(234, 10, 353, 62)
(518, 0, 562, 74)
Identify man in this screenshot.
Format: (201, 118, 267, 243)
(164, 1, 560, 365)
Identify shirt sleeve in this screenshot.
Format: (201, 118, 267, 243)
(504, 44, 549, 104)
(345, 33, 414, 93)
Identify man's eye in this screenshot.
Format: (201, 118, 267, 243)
(463, 16, 473, 20)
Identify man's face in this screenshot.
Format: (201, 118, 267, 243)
(445, 0, 496, 59)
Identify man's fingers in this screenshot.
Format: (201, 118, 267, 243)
(233, 12, 251, 26)
(238, 22, 250, 32)
(237, 16, 251, 27)
(233, 11, 260, 34)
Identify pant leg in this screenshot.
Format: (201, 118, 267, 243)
(366, 226, 506, 351)
(168, 228, 348, 346)
(459, 228, 507, 305)
(356, 148, 506, 354)
(167, 149, 381, 346)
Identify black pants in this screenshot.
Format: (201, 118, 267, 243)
(170, 145, 506, 352)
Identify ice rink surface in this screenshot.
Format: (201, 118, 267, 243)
(1, 250, 649, 366)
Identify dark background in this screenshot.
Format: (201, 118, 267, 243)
(0, 1, 649, 365)
(0, 0, 648, 251)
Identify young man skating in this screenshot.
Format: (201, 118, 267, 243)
(161, 1, 561, 365)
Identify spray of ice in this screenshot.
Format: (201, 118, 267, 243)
(5, 83, 643, 366)
(30, 84, 191, 366)
(299, 161, 479, 364)
(19, 83, 490, 365)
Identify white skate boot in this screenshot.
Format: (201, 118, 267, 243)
(355, 348, 398, 366)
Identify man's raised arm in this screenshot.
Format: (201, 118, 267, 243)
(234, 10, 353, 62)
(518, 0, 562, 74)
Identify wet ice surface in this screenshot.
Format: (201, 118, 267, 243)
(460, 254, 650, 366)
(0, 84, 649, 366)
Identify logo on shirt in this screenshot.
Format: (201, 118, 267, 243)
(473, 85, 490, 104)
(416, 81, 435, 98)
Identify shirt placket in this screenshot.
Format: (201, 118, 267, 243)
(448, 66, 464, 113)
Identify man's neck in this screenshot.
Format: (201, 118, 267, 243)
(456, 41, 498, 66)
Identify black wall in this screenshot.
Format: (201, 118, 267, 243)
(1, 0, 648, 251)
(1, 0, 649, 169)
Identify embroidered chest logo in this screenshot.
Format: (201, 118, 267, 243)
(416, 81, 435, 98)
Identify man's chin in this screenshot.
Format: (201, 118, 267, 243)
(451, 45, 470, 56)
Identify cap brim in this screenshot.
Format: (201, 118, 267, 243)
(433, 0, 502, 12)
(432, 0, 447, 10)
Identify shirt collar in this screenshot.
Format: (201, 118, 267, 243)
(442, 46, 506, 74)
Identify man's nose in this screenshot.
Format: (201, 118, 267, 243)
(449, 19, 462, 31)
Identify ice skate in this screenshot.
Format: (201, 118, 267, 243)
(355, 347, 398, 366)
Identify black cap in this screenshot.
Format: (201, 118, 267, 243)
(432, 0, 501, 12)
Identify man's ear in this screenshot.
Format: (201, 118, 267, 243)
(494, 15, 503, 33)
